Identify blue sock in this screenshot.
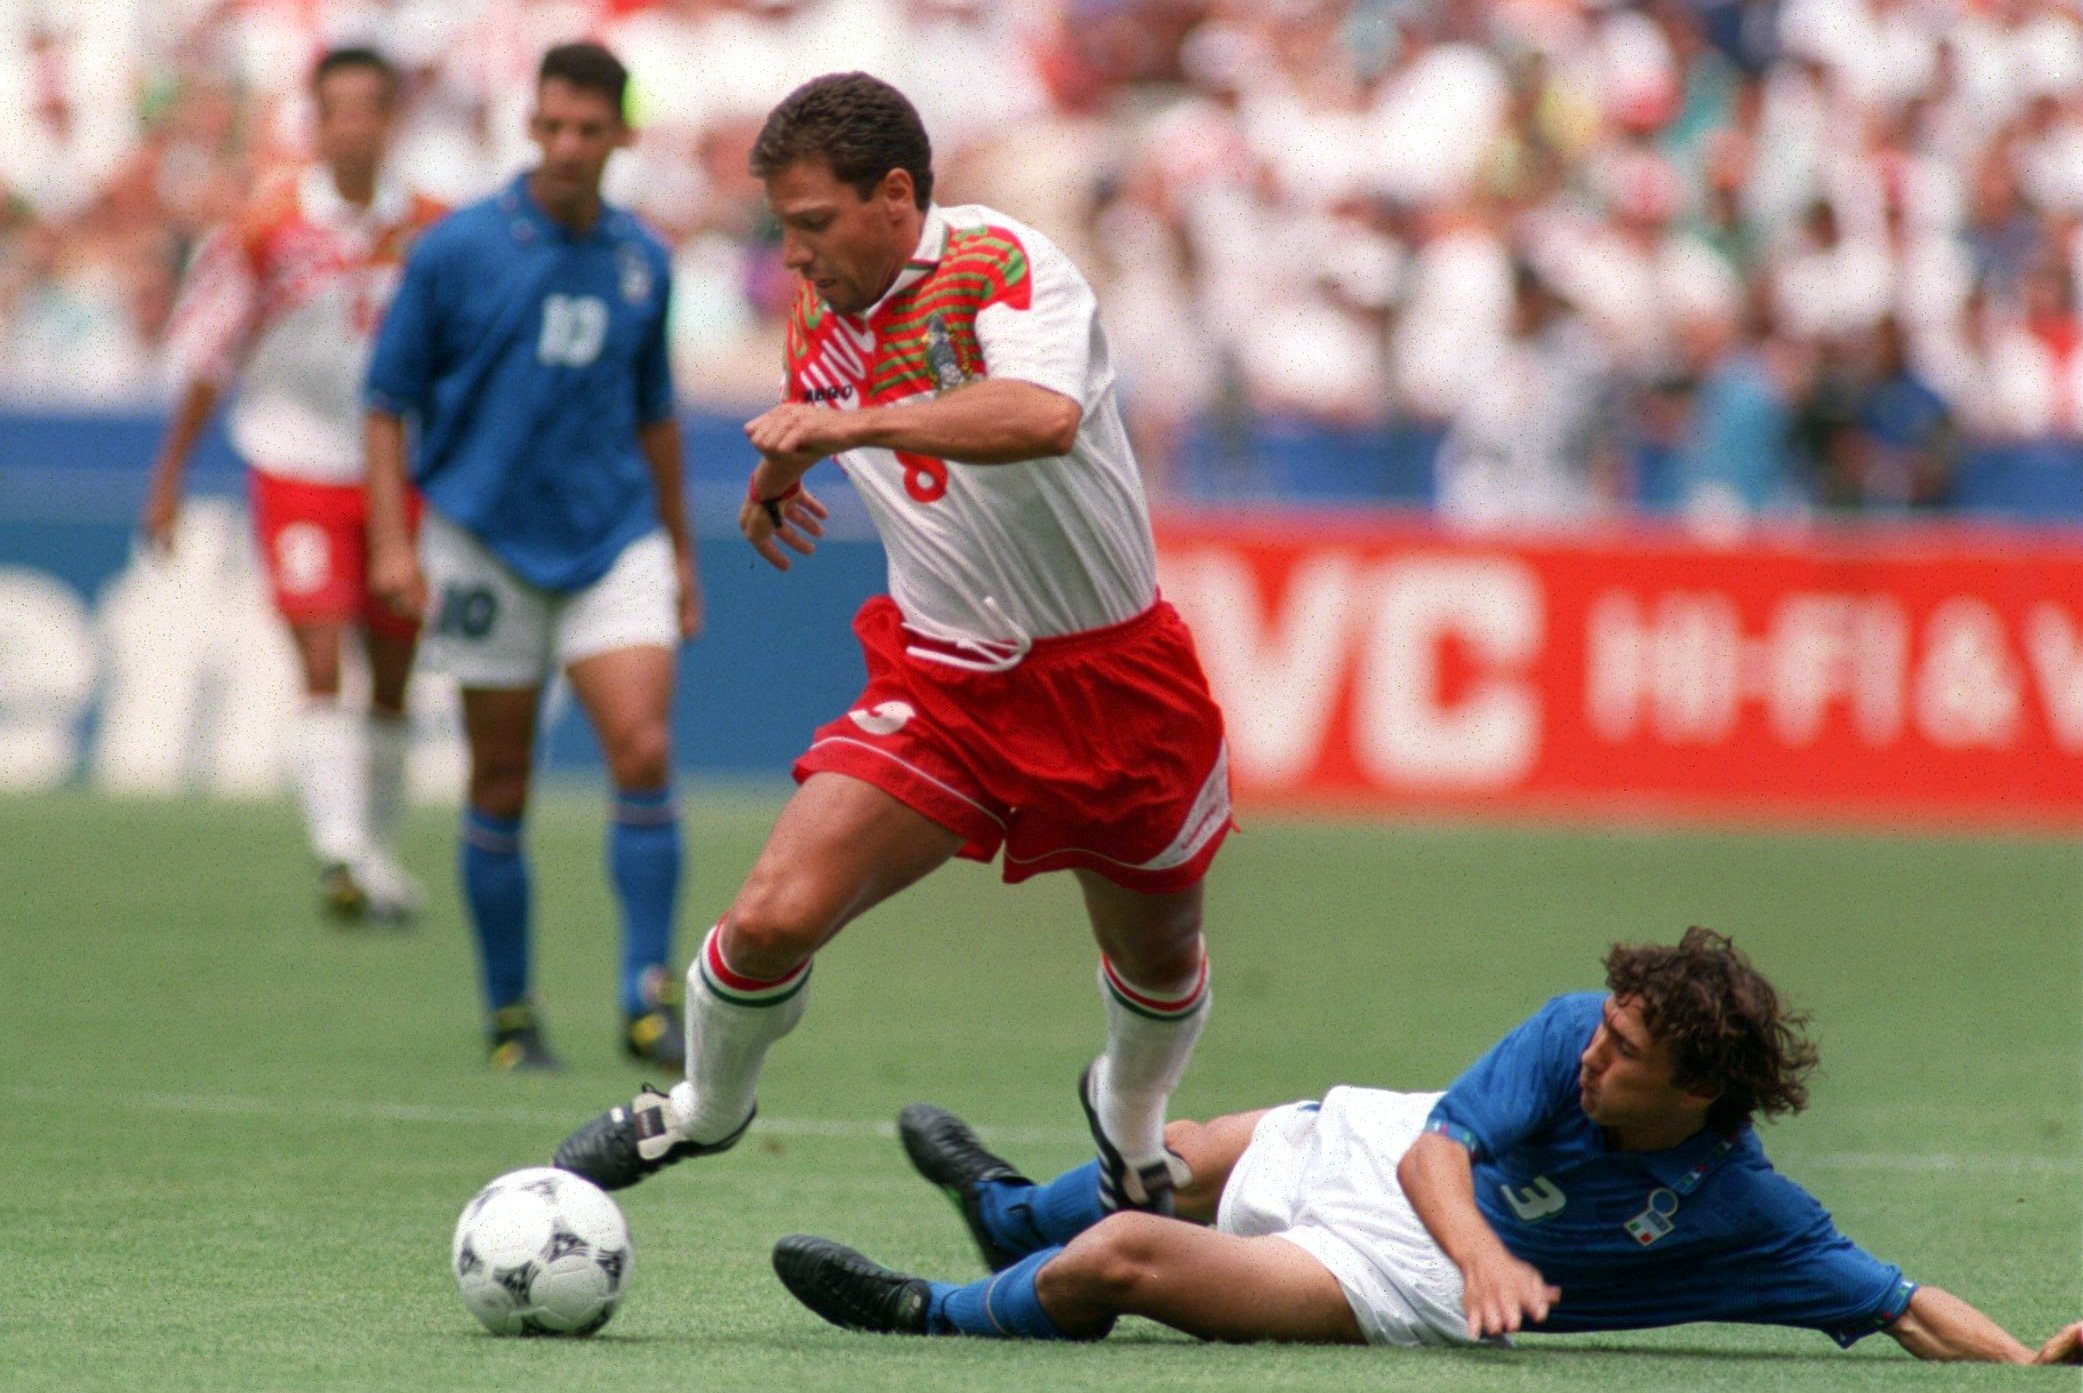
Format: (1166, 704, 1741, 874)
(608, 787, 680, 1016)
(460, 808, 530, 1014)
(926, 1247, 1073, 1339)
(976, 1162, 1107, 1256)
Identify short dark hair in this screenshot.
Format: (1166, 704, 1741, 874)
(312, 47, 398, 102)
(750, 72, 933, 209)
(539, 41, 629, 122)
(1603, 926, 1820, 1134)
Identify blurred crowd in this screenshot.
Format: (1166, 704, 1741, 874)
(4, 0, 2083, 521)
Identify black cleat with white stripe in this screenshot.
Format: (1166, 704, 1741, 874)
(551, 1084, 752, 1191)
(1078, 1061, 1183, 1216)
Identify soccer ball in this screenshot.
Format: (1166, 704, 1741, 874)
(451, 1167, 632, 1336)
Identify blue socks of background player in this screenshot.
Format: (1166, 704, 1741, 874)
(460, 808, 529, 1012)
(608, 787, 680, 1015)
(927, 1248, 1074, 1339)
(976, 1162, 1108, 1255)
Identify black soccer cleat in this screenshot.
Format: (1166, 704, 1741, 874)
(551, 1084, 753, 1191)
(771, 1235, 932, 1336)
(488, 1002, 561, 1072)
(1078, 1061, 1180, 1216)
(898, 1103, 1033, 1272)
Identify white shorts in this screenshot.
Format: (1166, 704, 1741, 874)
(1217, 1087, 1484, 1348)
(417, 512, 679, 688)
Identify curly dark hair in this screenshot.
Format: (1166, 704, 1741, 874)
(1603, 926, 1819, 1134)
(750, 73, 934, 209)
(539, 42, 629, 123)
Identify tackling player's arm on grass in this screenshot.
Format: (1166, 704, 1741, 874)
(1398, 1130, 1558, 1338)
(1884, 1286, 2083, 1363)
(1398, 999, 1589, 1338)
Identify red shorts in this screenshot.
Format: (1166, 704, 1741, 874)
(249, 469, 420, 642)
(795, 596, 1235, 894)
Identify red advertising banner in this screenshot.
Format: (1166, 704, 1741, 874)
(1154, 513, 2083, 830)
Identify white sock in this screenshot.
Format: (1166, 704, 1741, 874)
(667, 922, 810, 1146)
(1094, 951, 1210, 1170)
(365, 711, 409, 857)
(295, 700, 367, 866)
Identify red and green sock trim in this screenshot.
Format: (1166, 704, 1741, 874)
(1101, 953, 1208, 1023)
(697, 924, 810, 1008)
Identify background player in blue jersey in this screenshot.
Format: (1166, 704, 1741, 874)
(771, 927, 2082, 1365)
(363, 42, 705, 1071)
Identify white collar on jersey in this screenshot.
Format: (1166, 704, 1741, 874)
(297, 164, 410, 232)
(854, 204, 951, 322)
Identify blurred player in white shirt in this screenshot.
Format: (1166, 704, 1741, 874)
(557, 73, 1232, 1217)
(141, 48, 447, 921)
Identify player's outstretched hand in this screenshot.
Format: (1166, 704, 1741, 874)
(370, 538, 429, 621)
(2032, 1321, 2083, 1363)
(1459, 1248, 1560, 1339)
(739, 485, 828, 572)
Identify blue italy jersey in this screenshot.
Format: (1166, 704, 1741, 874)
(365, 174, 674, 591)
(1426, 993, 1916, 1346)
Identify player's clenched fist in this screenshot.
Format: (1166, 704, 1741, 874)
(370, 537, 429, 620)
(739, 481, 828, 572)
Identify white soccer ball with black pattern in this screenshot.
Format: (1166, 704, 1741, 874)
(451, 1167, 632, 1336)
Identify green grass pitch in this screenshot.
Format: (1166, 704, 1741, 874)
(1, 791, 2077, 1392)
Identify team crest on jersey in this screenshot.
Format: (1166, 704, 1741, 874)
(1624, 1188, 1679, 1246)
(925, 313, 968, 393)
(618, 244, 653, 305)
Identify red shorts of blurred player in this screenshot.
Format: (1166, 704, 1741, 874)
(249, 468, 421, 642)
(794, 595, 1235, 896)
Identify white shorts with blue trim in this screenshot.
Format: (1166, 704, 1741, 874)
(417, 512, 678, 688)
(1217, 1087, 1488, 1348)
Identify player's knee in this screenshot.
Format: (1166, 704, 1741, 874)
(719, 881, 828, 980)
(1107, 924, 1205, 993)
(601, 717, 671, 792)
(1052, 1214, 1169, 1307)
(467, 753, 531, 819)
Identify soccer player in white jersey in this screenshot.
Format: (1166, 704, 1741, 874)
(143, 47, 444, 921)
(555, 73, 1232, 1216)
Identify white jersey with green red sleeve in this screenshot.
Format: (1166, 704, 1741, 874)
(165, 166, 446, 484)
(782, 203, 1157, 655)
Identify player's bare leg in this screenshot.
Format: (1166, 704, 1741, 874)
(356, 625, 420, 920)
(284, 619, 371, 916)
(1036, 1214, 1362, 1342)
(1077, 870, 1210, 1213)
(460, 685, 555, 1069)
(566, 644, 684, 1066)
(554, 772, 959, 1186)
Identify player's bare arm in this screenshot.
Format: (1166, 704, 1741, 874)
(1882, 1285, 2083, 1364)
(1397, 1129, 1560, 1338)
(363, 409, 425, 619)
(745, 378, 1080, 466)
(139, 379, 223, 552)
(636, 415, 704, 638)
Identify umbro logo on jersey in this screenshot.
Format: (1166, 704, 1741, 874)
(848, 701, 915, 735)
(801, 383, 855, 405)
